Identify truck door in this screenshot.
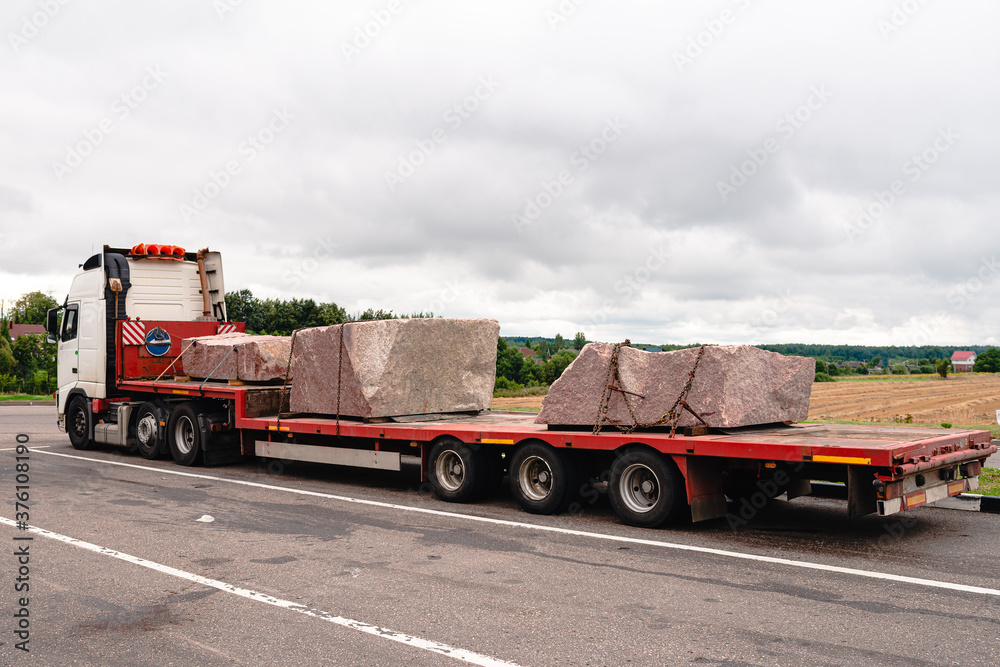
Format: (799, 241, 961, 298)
(57, 303, 81, 389)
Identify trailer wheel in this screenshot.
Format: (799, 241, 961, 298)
(66, 396, 93, 450)
(168, 403, 202, 466)
(609, 449, 685, 528)
(428, 438, 483, 503)
(134, 402, 163, 459)
(508, 442, 578, 515)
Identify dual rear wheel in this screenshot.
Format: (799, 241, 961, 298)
(427, 438, 688, 528)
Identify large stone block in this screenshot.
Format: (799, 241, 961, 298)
(536, 344, 814, 429)
(289, 318, 499, 418)
(180, 332, 292, 382)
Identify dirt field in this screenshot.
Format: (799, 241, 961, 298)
(807, 374, 1000, 425)
(493, 374, 1000, 426)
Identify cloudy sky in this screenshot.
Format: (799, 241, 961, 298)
(1, 1, 998, 346)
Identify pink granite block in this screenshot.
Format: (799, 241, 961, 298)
(289, 318, 499, 418)
(180, 333, 292, 382)
(536, 344, 814, 429)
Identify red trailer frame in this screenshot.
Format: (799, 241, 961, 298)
(105, 320, 997, 527)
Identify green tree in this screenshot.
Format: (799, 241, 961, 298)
(814, 359, 828, 374)
(535, 339, 550, 362)
(10, 291, 59, 325)
(496, 338, 528, 386)
(871, 355, 881, 367)
(973, 349, 1000, 372)
(542, 349, 576, 384)
(0, 347, 14, 377)
(11, 334, 55, 381)
(937, 358, 950, 378)
(573, 332, 586, 350)
(553, 333, 565, 352)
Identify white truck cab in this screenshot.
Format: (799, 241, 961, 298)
(47, 245, 227, 435)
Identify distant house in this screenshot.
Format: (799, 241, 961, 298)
(518, 347, 544, 365)
(951, 350, 977, 372)
(7, 321, 46, 342)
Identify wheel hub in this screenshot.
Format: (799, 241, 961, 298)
(518, 455, 554, 502)
(619, 463, 659, 513)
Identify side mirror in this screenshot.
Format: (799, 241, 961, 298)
(45, 307, 61, 345)
(46, 307, 60, 335)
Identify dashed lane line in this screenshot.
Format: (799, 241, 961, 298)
(0, 516, 521, 667)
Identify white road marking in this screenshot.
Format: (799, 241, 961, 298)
(0, 516, 520, 667)
(0, 445, 50, 451)
(35, 449, 1000, 598)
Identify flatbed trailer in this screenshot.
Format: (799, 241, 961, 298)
(49, 246, 997, 529)
(106, 368, 997, 528)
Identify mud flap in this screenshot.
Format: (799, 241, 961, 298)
(848, 465, 878, 518)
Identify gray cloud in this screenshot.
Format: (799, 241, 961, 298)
(1, 0, 998, 344)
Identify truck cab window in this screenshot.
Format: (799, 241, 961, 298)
(61, 306, 78, 342)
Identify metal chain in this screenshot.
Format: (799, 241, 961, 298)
(593, 343, 708, 437)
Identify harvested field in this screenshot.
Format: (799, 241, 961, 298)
(492, 395, 545, 411)
(492, 374, 1000, 426)
(807, 374, 1000, 425)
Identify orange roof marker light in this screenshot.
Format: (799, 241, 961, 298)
(129, 244, 186, 259)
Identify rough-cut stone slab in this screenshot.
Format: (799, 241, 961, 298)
(289, 318, 499, 418)
(180, 332, 292, 382)
(536, 344, 814, 429)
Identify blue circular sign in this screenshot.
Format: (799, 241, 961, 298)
(144, 327, 171, 357)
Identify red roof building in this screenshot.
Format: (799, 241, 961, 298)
(950, 350, 977, 372)
(7, 322, 46, 342)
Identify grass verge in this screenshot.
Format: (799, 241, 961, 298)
(0, 394, 52, 402)
(978, 468, 1000, 497)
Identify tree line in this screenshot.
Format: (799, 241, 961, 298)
(224, 289, 433, 335)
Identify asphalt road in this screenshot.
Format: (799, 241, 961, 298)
(1, 405, 998, 666)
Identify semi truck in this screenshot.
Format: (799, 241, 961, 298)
(47, 244, 997, 528)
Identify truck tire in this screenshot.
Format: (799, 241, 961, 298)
(609, 448, 686, 528)
(134, 402, 163, 459)
(66, 396, 94, 450)
(508, 442, 578, 515)
(428, 438, 484, 503)
(168, 403, 202, 466)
